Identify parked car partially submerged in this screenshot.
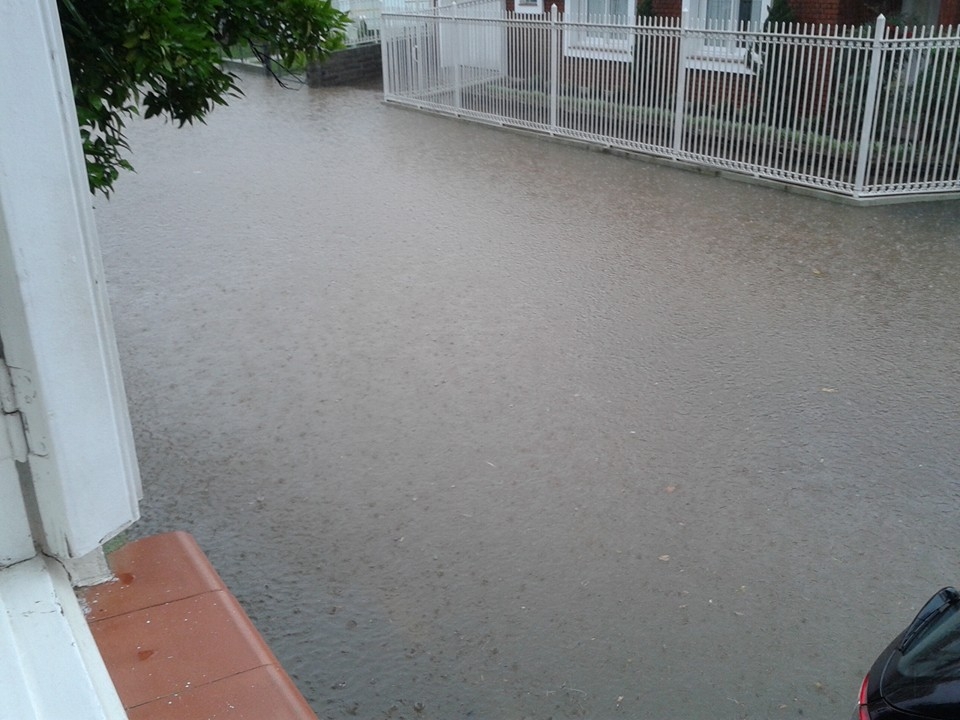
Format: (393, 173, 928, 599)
(855, 587, 960, 720)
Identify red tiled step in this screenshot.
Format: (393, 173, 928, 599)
(81, 532, 317, 720)
(126, 667, 314, 720)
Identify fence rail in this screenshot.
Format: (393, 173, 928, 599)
(381, 6, 960, 200)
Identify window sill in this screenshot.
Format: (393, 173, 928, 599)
(563, 42, 634, 61)
(685, 46, 759, 74)
(686, 55, 756, 73)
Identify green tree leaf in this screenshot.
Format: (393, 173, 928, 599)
(59, 0, 350, 195)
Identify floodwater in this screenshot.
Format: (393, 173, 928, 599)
(95, 68, 960, 720)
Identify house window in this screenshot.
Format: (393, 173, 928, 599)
(900, 0, 941, 24)
(514, 0, 544, 14)
(564, 0, 638, 61)
(702, 0, 760, 29)
(685, 0, 767, 71)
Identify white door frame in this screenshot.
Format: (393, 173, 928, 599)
(0, 0, 141, 565)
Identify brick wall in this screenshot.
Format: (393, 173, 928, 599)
(653, 0, 681, 16)
(940, 0, 960, 24)
(794, 0, 845, 24)
(306, 43, 382, 87)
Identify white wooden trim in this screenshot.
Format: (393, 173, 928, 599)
(0, 457, 33, 568)
(0, 0, 141, 560)
(0, 556, 127, 720)
(0, 360, 33, 566)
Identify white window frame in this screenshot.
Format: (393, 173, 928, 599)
(563, 0, 638, 62)
(683, 0, 768, 72)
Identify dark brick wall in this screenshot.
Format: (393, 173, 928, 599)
(941, 0, 960, 24)
(306, 43, 382, 87)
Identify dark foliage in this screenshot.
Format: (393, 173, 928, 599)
(58, 0, 350, 194)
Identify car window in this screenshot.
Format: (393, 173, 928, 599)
(897, 605, 960, 682)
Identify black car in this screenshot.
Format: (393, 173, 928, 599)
(854, 587, 960, 720)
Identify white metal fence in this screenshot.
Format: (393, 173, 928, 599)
(381, 6, 960, 200)
(337, 0, 386, 46)
(339, 0, 444, 46)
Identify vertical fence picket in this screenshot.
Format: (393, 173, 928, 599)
(817, 26, 838, 185)
(938, 26, 960, 185)
(919, 25, 939, 186)
(854, 14, 886, 195)
(380, 16, 390, 96)
(549, 4, 560, 133)
(671, 7, 690, 157)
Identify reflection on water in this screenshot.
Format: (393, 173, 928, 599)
(96, 70, 960, 719)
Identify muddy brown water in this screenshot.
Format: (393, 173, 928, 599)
(94, 69, 960, 720)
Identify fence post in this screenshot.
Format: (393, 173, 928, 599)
(854, 14, 886, 195)
(415, 19, 425, 94)
(380, 14, 389, 96)
(453, 2, 463, 112)
(550, 4, 560, 133)
(671, 5, 690, 156)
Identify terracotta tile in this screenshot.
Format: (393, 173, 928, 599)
(82, 532, 317, 719)
(89, 590, 279, 708)
(82, 532, 226, 621)
(126, 666, 317, 720)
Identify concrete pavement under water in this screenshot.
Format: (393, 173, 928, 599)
(95, 70, 960, 720)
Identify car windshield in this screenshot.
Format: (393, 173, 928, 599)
(897, 603, 960, 682)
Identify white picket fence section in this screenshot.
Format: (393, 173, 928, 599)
(381, 7, 960, 200)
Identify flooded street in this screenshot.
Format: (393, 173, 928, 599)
(94, 69, 960, 720)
